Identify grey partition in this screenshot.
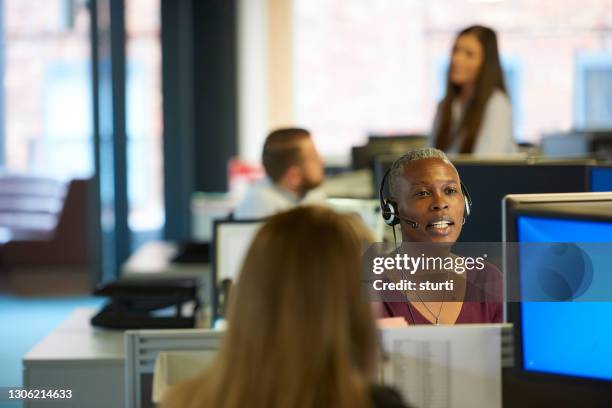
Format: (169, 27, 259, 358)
(124, 329, 223, 408)
(454, 159, 594, 242)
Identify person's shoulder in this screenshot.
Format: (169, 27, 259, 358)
(370, 384, 412, 408)
(487, 89, 512, 111)
(233, 179, 281, 219)
(245, 178, 276, 196)
(483, 259, 503, 275)
(469, 260, 503, 283)
(302, 186, 327, 204)
(465, 259, 503, 304)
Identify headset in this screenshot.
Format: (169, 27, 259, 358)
(378, 166, 472, 228)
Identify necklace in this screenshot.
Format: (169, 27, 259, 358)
(415, 289, 446, 325)
(391, 232, 451, 325)
(409, 268, 451, 325)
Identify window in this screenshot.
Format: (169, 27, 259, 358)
(575, 53, 612, 129)
(3, 0, 92, 176)
(125, 0, 163, 248)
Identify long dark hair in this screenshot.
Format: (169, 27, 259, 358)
(433, 25, 507, 153)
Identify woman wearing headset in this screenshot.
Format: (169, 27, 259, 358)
(164, 206, 411, 408)
(432, 25, 516, 155)
(378, 148, 502, 325)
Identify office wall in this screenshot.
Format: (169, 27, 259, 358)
(162, 0, 239, 240)
(237, 0, 295, 163)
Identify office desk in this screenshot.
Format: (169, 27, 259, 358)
(121, 241, 210, 280)
(121, 241, 213, 326)
(22, 308, 124, 408)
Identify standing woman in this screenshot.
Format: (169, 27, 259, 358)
(432, 25, 516, 155)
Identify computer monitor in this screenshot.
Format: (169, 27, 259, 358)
(352, 135, 427, 170)
(503, 192, 612, 389)
(541, 130, 612, 161)
(589, 165, 612, 192)
(326, 198, 384, 241)
(371, 154, 397, 195)
(212, 219, 263, 322)
(373, 156, 595, 242)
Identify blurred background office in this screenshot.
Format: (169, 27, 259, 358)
(0, 0, 612, 403)
(0, 0, 611, 286)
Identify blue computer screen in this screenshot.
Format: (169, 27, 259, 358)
(590, 167, 612, 192)
(517, 216, 612, 381)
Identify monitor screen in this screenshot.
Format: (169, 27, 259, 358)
(326, 198, 384, 241)
(214, 221, 262, 282)
(590, 167, 612, 192)
(517, 215, 612, 381)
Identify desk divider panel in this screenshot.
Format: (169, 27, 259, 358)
(124, 329, 223, 408)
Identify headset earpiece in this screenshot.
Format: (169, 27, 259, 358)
(460, 181, 472, 219)
(379, 168, 400, 226)
(381, 199, 400, 226)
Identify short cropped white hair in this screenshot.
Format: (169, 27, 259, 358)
(388, 148, 452, 198)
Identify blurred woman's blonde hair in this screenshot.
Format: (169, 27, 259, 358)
(343, 211, 376, 245)
(164, 206, 377, 408)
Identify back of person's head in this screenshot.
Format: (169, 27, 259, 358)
(344, 212, 376, 245)
(262, 127, 312, 182)
(434, 25, 506, 153)
(164, 206, 377, 408)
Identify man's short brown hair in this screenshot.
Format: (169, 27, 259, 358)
(262, 128, 311, 182)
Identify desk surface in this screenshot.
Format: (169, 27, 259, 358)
(23, 308, 126, 408)
(121, 241, 210, 280)
(23, 308, 124, 366)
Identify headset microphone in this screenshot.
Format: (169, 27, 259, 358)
(399, 218, 419, 229)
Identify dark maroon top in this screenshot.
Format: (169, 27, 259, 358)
(380, 262, 503, 324)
